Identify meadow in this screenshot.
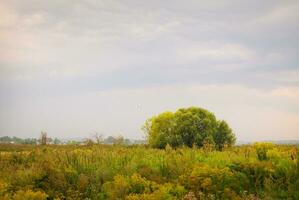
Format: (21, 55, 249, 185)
(0, 143, 298, 200)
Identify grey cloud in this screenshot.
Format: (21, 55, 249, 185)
(0, 0, 298, 139)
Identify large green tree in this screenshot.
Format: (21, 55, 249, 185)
(143, 107, 236, 150)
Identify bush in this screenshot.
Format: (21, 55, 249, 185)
(185, 163, 244, 199)
(0, 143, 297, 199)
(102, 174, 185, 200)
(12, 190, 48, 200)
(254, 142, 274, 161)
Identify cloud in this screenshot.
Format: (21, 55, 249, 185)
(176, 42, 255, 67)
(0, 0, 298, 140)
(1, 0, 298, 76)
(256, 69, 299, 86)
(255, 2, 299, 26)
(0, 3, 17, 28)
(1, 83, 299, 141)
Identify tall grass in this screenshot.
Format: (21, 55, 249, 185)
(0, 144, 298, 199)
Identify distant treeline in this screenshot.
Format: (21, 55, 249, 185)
(0, 136, 145, 145)
(0, 136, 37, 144)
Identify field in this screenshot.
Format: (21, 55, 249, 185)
(0, 144, 298, 200)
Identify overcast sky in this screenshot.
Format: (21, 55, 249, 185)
(0, 0, 298, 141)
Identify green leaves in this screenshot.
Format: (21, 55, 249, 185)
(0, 144, 298, 199)
(143, 107, 235, 149)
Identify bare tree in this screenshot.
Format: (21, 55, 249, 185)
(113, 135, 124, 146)
(40, 131, 47, 145)
(94, 132, 103, 144)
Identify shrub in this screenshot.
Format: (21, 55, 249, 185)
(102, 174, 185, 200)
(126, 183, 185, 200)
(0, 143, 298, 199)
(185, 163, 243, 199)
(12, 190, 48, 200)
(254, 142, 274, 161)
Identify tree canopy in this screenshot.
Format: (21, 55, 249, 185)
(143, 107, 236, 150)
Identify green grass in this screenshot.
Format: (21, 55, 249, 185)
(0, 144, 298, 199)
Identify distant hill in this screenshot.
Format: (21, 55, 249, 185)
(263, 140, 299, 145)
(237, 140, 299, 145)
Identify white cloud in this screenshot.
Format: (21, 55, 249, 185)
(256, 70, 299, 85)
(176, 42, 255, 65)
(1, 83, 298, 141)
(0, 0, 298, 140)
(0, 3, 18, 28)
(256, 3, 299, 25)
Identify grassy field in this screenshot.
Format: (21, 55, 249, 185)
(0, 143, 298, 200)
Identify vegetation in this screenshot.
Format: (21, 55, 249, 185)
(143, 107, 236, 150)
(0, 136, 38, 145)
(0, 136, 144, 146)
(1, 107, 297, 199)
(0, 143, 298, 199)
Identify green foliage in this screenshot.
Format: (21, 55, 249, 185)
(214, 120, 236, 150)
(143, 107, 236, 149)
(254, 142, 274, 160)
(0, 144, 298, 199)
(0, 136, 37, 145)
(102, 173, 185, 200)
(143, 111, 177, 148)
(12, 190, 48, 200)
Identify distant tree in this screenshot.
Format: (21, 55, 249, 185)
(53, 138, 61, 145)
(85, 139, 94, 146)
(104, 136, 115, 144)
(67, 140, 79, 145)
(0, 136, 38, 144)
(113, 135, 125, 146)
(12, 136, 24, 144)
(124, 138, 131, 145)
(94, 132, 104, 144)
(47, 137, 53, 144)
(39, 131, 48, 145)
(0, 136, 12, 143)
(143, 107, 236, 150)
(24, 138, 37, 145)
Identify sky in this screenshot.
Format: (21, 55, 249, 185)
(0, 0, 299, 141)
